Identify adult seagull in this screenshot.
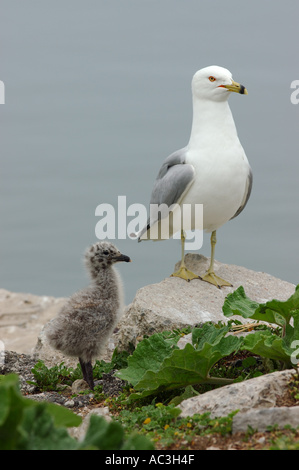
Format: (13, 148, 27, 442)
(137, 65, 252, 288)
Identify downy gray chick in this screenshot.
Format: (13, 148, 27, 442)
(46, 241, 131, 389)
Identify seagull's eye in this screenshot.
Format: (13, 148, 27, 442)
(103, 250, 109, 256)
(209, 76, 216, 82)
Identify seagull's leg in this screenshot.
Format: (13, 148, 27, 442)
(201, 230, 232, 288)
(79, 357, 87, 381)
(79, 357, 95, 390)
(84, 361, 95, 390)
(170, 230, 199, 282)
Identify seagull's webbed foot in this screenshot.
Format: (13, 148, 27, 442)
(201, 271, 232, 289)
(79, 357, 95, 390)
(171, 264, 200, 282)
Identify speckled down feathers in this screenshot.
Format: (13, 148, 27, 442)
(46, 242, 127, 363)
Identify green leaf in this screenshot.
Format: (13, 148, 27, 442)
(192, 322, 231, 350)
(0, 375, 33, 450)
(0, 374, 81, 450)
(44, 402, 82, 428)
(116, 332, 180, 386)
(123, 326, 242, 402)
(169, 385, 200, 406)
(223, 285, 299, 328)
(121, 433, 155, 450)
(0, 373, 154, 450)
(17, 404, 78, 450)
(242, 330, 291, 366)
(79, 415, 154, 450)
(282, 313, 299, 358)
(80, 415, 125, 450)
(222, 286, 260, 319)
(255, 285, 299, 327)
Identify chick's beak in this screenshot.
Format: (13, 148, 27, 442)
(113, 253, 131, 263)
(219, 80, 248, 95)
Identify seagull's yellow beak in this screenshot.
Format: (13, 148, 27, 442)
(219, 80, 248, 95)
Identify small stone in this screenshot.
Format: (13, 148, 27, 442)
(72, 379, 90, 394)
(232, 406, 299, 433)
(64, 399, 75, 408)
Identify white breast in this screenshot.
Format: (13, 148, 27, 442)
(182, 142, 250, 232)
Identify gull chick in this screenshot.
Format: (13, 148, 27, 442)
(46, 241, 131, 390)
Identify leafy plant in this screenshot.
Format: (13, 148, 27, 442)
(30, 348, 130, 392)
(114, 402, 236, 447)
(223, 285, 299, 332)
(0, 374, 81, 450)
(223, 285, 299, 367)
(80, 415, 154, 450)
(29, 360, 82, 391)
(0, 374, 154, 450)
(93, 347, 131, 380)
(117, 323, 243, 402)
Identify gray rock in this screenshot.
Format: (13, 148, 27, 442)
(0, 350, 37, 394)
(179, 369, 296, 419)
(232, 406, 299, 433)
(0, 288, 66, 355)
(69, 407, 112, 441)
(115, 254, 295, 349)
(72, 379, 90, 394)
(64, 399, 76, 408)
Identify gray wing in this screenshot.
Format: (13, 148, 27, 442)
(230, 167, 253, 220)
(138, 147, 195, 240)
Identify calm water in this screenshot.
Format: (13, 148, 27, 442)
(0, 1, 298, 304)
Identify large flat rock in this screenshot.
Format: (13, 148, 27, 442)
(0, 289, 66, 355)
(179, 369, 296, 419)
(115, 254, 296, 349)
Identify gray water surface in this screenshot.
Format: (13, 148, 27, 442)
(0, 1, 298, 304)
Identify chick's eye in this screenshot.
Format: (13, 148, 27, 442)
(209, 76, 216, 82)
(103, 250, 109, 256)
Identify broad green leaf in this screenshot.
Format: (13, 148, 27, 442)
(222, 286, 260, 319)
(192, 323, 231, 350)
(17, 404, 78, 450)
(80, 415, 125, 450)
(0, 373, 153, 450)
(169, 385, 200, 406)
(281, 313, 299, 358)
(79, 415, 154, 450)
(0, 381, 10, 426)
(223, 285, 299, 327)
(116, 332, 180, 386)
(242, 330, 291, 366)
(121, 433, 155, 450)
(255, 285, 299, 326)
(0, 374, 81, 450)
(44, 402, 82, 428)
(126, 333, 242, 401)
(0, 375, 33, 450)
